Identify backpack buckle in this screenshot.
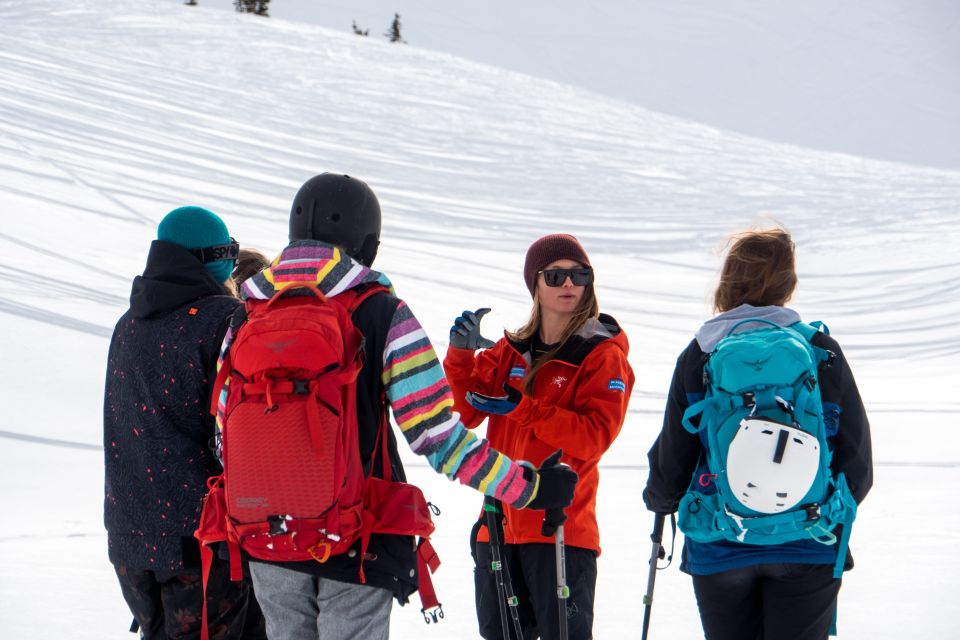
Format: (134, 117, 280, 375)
(422, 604, 444, 624)
(803, 503, 821, 521)
(742, 392, 756, 407)
(293, 379, 310, 395)
(308, 542, 333, 564)
(268, 515, 291, 535)
(805, 376, 817, 391)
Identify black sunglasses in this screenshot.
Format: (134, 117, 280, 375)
(539, 267, 593, 287)
(188, 237, 240, 264)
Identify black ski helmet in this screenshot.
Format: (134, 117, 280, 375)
(289, 173, 382, 266)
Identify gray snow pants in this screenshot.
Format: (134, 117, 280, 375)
(249, 562, 393, 640)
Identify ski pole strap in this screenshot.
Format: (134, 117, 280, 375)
(658, 513, 677, 569)
(642, 514, 667, 640)
(651, 512, 666, 543)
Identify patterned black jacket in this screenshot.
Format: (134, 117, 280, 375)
(103, 240, 239, 572)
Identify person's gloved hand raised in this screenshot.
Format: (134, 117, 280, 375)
(524, 449, 578, 513)
(466, 382, 521, 415)
(449, 308, 496, 350)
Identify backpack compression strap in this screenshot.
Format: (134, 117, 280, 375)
(194, 475, 231, 640)
(417, 539, 443, 623)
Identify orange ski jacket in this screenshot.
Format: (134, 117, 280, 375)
(443, 314, 634, 554)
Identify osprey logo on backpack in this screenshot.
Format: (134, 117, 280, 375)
(740, 355, 772, 371)
(264, 338, 297, 353)
(677, 318, 858, 579)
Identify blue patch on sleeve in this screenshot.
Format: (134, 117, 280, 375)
(509, 366, 525, 379)
(608, 377, 626, 392)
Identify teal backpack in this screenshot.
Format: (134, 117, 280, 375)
(678, 319, 857, 578)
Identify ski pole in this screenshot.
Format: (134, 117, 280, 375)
(484, 496, 523, 639)
(641, 513, 667, 640)
(555, 522, 569, 640)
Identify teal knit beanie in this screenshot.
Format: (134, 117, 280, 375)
(158, 206, 235, 283)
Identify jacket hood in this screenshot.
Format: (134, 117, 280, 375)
(695, 304, 802, 352)
(241, 240, 395, 302)
(129, 240, 228, 318)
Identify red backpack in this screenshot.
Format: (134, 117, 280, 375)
(194, 283, 443, 639)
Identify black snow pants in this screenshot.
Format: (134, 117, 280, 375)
(114, 554, 266, 640)
(691, 563, 841, 640)
(472, 523, 597, 640)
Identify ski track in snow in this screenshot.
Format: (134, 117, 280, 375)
(0, 296, 113, 337)
(0, 2, 957, 367)
(0, 1, 958, 638)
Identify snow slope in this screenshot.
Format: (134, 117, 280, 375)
(199, 0, 960, 170)
(0, 0, 958, 637)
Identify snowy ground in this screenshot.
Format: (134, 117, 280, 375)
(0, 0, 958, 638)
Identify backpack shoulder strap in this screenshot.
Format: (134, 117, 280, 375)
(338, 283, 390, 314)
(790, 320, 829, 342)
(789, 321, 833, 367)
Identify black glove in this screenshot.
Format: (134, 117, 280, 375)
(526, 449, 578, 512)
(450, 308, 496, 350)
(541, 507, 568, 538)
(466, 382, 522, 415)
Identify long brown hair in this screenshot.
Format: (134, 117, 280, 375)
(506, 282, 600, 393)
(713, 228, 797, 313)
(232, 247, 271, 289)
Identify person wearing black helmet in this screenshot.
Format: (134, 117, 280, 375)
(222, 174, 579, 640)
(104, 206, 265, 639)
(287, 172, 382, 266)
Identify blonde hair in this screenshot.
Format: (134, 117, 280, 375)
(222, 277, 239, 298)
(506, 282, 599, 393)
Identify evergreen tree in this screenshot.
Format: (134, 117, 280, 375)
(234, 0, 270, 16)
(352, 20, 370, 37)
(384, 13, 405, 43)
(184, 0, 198, 5)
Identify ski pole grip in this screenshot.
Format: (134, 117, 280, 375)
(651, 512, 667, 544)
(542, 507, 567, 537)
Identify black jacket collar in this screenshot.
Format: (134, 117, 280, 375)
(129, 240, 228, 318)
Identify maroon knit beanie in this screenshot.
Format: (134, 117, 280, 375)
(523, 233, 592, 296)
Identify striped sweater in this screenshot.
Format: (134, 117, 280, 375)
(216, 240, 537, 508)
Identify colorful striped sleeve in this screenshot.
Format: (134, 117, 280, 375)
(382, 301, 537, 508)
